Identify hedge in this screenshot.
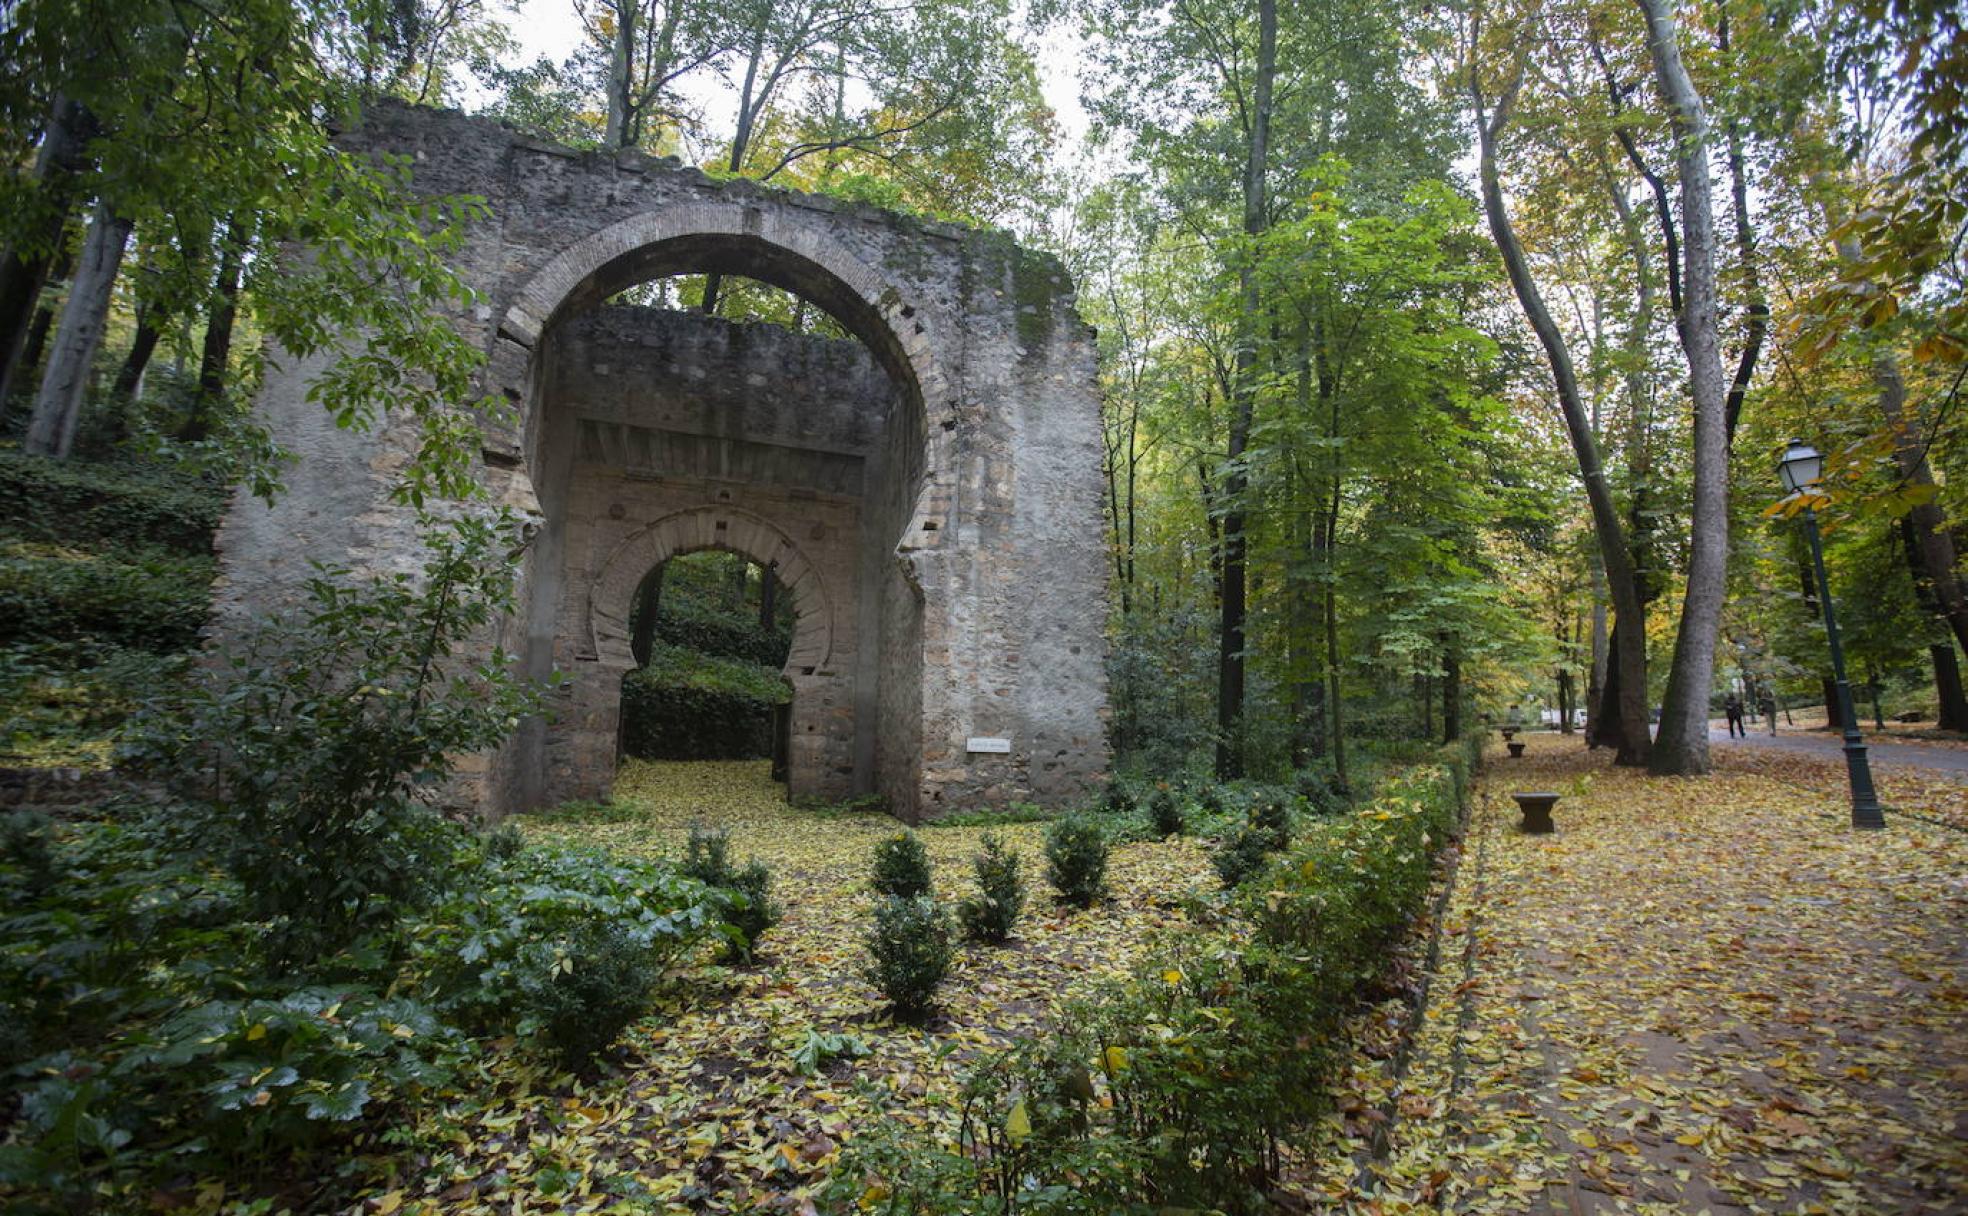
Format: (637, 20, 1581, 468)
(618, 648, 791, 761)
(0, 544, 214, 653)
(829, 734, 1482, 1214)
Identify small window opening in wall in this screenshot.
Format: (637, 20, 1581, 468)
(715, 520, 728, 530)
(801, 666, 815, 676)
(718, 490, 731, 501)
(922, 521, 938, 531)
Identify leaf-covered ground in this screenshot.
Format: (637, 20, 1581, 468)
(357, 760, 1216, 1214)
(1298, 734, 1968, 1214)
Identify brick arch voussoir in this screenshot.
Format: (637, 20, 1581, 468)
(588, 507, 835, 680)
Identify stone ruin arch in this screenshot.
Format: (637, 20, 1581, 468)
(210, 100, 1110, 820)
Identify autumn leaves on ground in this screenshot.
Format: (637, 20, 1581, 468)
(337, 744, 1968, 1216)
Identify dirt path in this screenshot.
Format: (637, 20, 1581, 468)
(1304, 735, 1968, 1214)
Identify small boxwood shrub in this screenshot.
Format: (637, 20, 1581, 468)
(1147, 785, 1185, 837)
(864, 895, 954, 1019)
(870, 830, 933, 899)
(528, 919, 662, 1068)
(681, 823, 781, 960)
(956, 833, 1024, 944)
(1044, 815, 1109, 908)
(1250, 789, 1292, 850)
(1211, 822, 1275, 888)
(830, 737, 1483, 1210)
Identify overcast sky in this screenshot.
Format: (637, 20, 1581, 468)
(495, 0, 1092, 151)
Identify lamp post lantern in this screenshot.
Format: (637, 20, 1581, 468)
(1778, 440, 1885, 830)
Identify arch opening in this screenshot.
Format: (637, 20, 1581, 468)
(508, 215, 935, 813)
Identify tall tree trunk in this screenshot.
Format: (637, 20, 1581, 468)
(630, 565, 665, 667)
(111, 306, 162, 404)
(1639, 0, 1730, 777)
(181, 217, 244, 442)
(1716, 5, 1768, 448)
(0, 96, 92, 405)
(1215, 0, 1276, 780)
(604, 0, 636, 149)
(1442, 647, 1461, 744)
(1932, 644, 1968, 733)
(758, 563, 778, 631)
(1470, 37, 1652, 765)
(23, 202, 130, 458)
(1587, 553, 1608, 743)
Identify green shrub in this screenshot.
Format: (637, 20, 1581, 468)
(956, 833, 1024, 945)
(1250, 788, 1292, 850)
(617, 644, 789, 761)
(864, 895, 953, 1019)
(527, 919, 661, 1069)
(1147, 785, 1185, 837)
(681, 823, 782, 960)
(830, 744, 1481, 1211)
(0, 450, 224, 554)
(403, 843, 726, 1046)
(1293, 763, 1347, 815)
(0, 542, 215, 652)
(1044, 815, 1108, 908)
(1102, 778, 1137, 814)
(1211, 822, 1274, 888)
(124, 512, 543, 966)
(650, 604, 792, 666)
(870, 830, 933, 899)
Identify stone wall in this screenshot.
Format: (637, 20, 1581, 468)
(211, 100, 1111, 820)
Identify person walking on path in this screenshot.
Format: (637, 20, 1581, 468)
(1759, 691, 1778, 735)
(1725, 693, 1747, 738)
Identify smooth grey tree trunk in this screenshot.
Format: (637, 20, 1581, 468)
(1640, 0, 1730, 777)
(1469, 34, 1652, 766)
(0, 96, 91, 405)
(23, 202, 131, 457)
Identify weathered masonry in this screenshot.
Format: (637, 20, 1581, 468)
(211, 102, 1109, 820)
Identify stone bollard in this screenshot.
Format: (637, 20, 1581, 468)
(1511, 791, 1558, 834)
(1507, 741, 1526, 758)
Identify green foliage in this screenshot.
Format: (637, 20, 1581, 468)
(1043, 815, 1109, 908)
(525, 920, 664, 1070)
(0, 541, 213, 652)
(833, 744, 1477, 1210)
(1249, 788, 1292, 851)
(1210, 822, 1276, 889)
(863, 895, 954, 1020)
(957, 833, 1025, 945)
(680, 823, 782, 960)
(1147, 784, 1186, 837)
(652, 606, 794, 667)
(923, 802, 1057, 828)
(401, 842, 727, 1048)
(618, 645, 787, 761)
(791, 1028, 872, 1076)
(870, 831, 934, 899)
(125, 512, 542, 965)
(0, 451, 224, 553)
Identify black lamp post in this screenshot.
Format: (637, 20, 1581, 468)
(1778, 440, 1885, 830)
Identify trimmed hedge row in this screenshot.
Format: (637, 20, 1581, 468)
(651, 606, 791, 667)
(831, 734, 1481, 1214)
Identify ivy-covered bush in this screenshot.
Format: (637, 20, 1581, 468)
(0, 450, 224, 554)
(0, 543, 214, 652)
(1044, 815, 1109, 908)
(863, 895, 954, 1019)
(651, 603, 792, 667)
(870, 830, 933, 899)
(956, 833, 1024, 945)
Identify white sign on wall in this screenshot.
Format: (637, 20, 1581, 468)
(966, 736, 1012, 754)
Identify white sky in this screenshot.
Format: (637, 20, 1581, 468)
(495, 0, 1092, 151)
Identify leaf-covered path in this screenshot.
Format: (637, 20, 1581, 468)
(382, 760, 1216, 1214)
(1315, 735, 1968, 1214)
